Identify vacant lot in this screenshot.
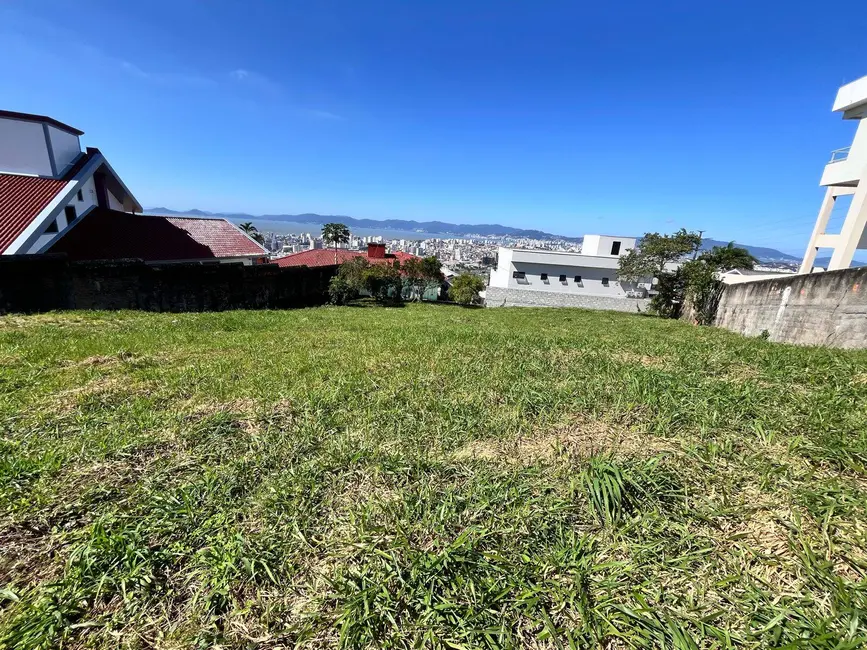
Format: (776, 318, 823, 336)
(1, 305, 866, 649)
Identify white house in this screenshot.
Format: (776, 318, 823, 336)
(486, 234, 652, 311)
(0, 109, 267, 264)
(800, 76, 867, 273)
(0, 110, 142, 256)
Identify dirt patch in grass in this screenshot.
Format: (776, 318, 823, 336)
(611, 351, 669, 369)
(0, 522, 65, 589)
(454, 415, 680, 465)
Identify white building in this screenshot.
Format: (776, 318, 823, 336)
(800, 76, 867, 273)
(0, 109, 142, 255)
(486, 234, 652, 311)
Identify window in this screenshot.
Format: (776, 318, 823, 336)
(540, 273, 548, 281)
(64, 205, 77, 223)
(574, 275, 582, 284)
(77, 189, 84, 202)
(610, 241, 621, 255)
(559, 274, 567, 283)
(602, 277, 610, 286)
(512, 271, 525, 279)
(45, 219, 58, 233)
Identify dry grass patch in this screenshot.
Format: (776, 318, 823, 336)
(454, 415, 680, 465)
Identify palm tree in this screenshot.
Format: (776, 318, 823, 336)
(238, 221, 265, 245)
(321, 223, 350, 265)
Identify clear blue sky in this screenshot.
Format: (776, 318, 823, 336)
(3, 1, 867, 253)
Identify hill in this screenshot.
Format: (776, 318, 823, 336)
(2, 306, 867, 647)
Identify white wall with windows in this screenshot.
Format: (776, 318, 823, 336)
(488, 246, 648, 298)
(25, 175, 99, 253)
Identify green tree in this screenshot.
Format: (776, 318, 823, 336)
(238, 221, 265, 245)
(449, 273, 486, 306)
(364, 263, 403, 305)
(401, 255, 444, 301)
(328, 258, 369, 305)
(321, 223, 351, 265)
(699, 242, 758, 270)
(618, 229, 703, 282)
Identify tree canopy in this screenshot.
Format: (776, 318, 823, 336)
(449, 273, 486, 305)
(401, 256, 444, 301)
(698, 242, 758, 271)
(618, 229, 702, 281)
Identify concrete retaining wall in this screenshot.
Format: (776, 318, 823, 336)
(485, 286, 649, 313)
(714, 267, 867, 348)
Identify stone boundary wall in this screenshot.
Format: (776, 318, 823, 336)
(485, 286, 649, 313)
(714, 266, 867, 348)
(0, 255, 336, 314)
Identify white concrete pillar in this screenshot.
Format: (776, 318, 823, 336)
(829, 169, 867, 270)
(799, 187, 837, 274)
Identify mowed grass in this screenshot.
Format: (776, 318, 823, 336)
(1, 305, 867, 649)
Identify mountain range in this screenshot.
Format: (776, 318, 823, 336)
(146, 208, 864, 266)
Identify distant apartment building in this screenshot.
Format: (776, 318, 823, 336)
(0, 110, 267, 264)
(800, 76, 867, 272)
(486, 234, 651, 311)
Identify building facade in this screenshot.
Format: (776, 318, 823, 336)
(0, 110, 267, 264)
(800, 76, 867, 273)
(486, 235, 651, 311)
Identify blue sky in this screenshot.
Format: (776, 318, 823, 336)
(2, 1, 867, 254)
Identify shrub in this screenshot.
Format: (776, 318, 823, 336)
(449, 273, 485, 305)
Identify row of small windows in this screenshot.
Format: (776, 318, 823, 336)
(513, 271, 609, 286)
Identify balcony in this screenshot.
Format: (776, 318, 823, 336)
(828, 147, 850, 163)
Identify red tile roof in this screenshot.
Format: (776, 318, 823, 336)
(48, 208, 268, 262)
(272, 248, 418, 268)
(0, 149, 104, 254)
(0, 174, 68, 253)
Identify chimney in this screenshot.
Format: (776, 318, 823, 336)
(367, 243, 386, 259)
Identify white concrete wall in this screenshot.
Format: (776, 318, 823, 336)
(820, 120, 867, 186)
(0, 118, 52, 176)
(47, 125, 81, 175)
(487, 247, 644, 297)
(24, 174, 99, 254)
(108, 189, 124, 211)
(581, 234, 636, 257)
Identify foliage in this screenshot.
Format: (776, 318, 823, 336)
(401, 256, 444, 301)
(1, 307, 867, 648)
(362, 262, 403, 305)
(238, 221, 264, 245)
(649, 268, 685, 318)
(618, 229, 702, 282)
(681, 259, 724, 325)
(699, 242, 758, 271)
(449, 273, 486, 305)
(321, 222, 350, 265)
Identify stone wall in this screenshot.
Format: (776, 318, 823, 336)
(0, 255, 336, 314)
(485, 286, 649, 313)
(714, 267, 867, 348)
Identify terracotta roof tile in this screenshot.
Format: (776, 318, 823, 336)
(0, 174, 68, 253)
(272, 248, 419, 268)
(48, 208, 268, 262)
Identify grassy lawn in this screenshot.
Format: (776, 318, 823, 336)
(1, 304, 867, 649)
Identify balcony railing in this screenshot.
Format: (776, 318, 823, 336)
(828, 146, 851, 163)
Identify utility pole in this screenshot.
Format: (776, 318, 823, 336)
(692, 230, 705, 260)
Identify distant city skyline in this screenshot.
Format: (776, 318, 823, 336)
(4, 2, 867, 256)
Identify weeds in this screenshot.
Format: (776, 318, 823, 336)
(1, 306, 866, 648)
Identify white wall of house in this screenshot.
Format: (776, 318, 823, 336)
(24, 174, 99, 253)
(0, 118, 53, 176)
(581, 235, 636, 257)
(108, 189, 124, 211)
(489, 247, 646, 298)
(47, 125, 82, 176)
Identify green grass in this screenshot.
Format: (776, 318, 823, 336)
(1, 304, 866, 649)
